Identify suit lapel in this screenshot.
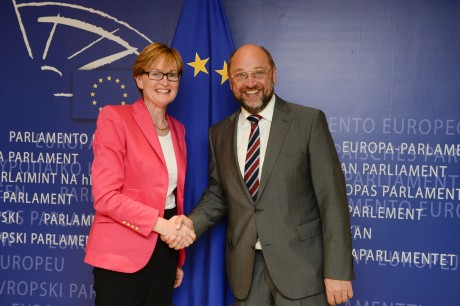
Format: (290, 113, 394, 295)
(227, 113, 246, 189)
(132, 99, 167, 168)
(257, 97, 292, 201)
(217, 111, 253, 203)
(228, 98, 293, 205)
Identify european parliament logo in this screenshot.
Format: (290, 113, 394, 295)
(12, 0, 152, 100)
(72, 70, 139, 119)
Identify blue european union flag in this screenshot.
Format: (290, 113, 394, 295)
(168, 0, 237, 305)
(72, 70, 139, 119)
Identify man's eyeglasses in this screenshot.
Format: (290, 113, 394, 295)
(142, 71, 181, 82)
(231, 68, 272, 82)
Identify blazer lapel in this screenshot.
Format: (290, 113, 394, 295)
(132, 99, 167, 168)
(168, 115, 186, 211)
(169, 116, 186, 180)
(257, 97, 292, 201)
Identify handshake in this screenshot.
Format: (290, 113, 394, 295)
(154, 215, 195, 250)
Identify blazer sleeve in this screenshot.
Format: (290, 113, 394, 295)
(309, 110, 355, 280)
(91, 106, 159, 237)
(189, 127, 228, 237)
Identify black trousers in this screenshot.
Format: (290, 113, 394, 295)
(93, 208, 179, 306)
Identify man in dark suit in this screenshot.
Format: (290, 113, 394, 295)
(168, 44, 354, 305)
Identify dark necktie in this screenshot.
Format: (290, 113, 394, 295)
(244, 114, 262, 201)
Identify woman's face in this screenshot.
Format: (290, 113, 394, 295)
(135, 56, 180, 108)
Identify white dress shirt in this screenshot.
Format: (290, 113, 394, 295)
(237, 94, 275, 179)
(236, 94, 276, 250)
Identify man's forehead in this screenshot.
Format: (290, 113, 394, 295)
(231, 50, 269, 70)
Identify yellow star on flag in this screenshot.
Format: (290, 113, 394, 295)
(215, 61, 229, 84)
(188, 53, 209, 77)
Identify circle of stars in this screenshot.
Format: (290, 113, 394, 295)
(90, 75, 128, 111)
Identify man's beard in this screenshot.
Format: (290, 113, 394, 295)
(238, 88, 274, 114)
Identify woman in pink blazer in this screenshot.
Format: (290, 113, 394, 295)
(84, 42, 195, 306)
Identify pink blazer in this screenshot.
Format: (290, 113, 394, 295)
(84, 98, 187, 273)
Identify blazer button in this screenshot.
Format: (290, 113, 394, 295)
(254, 208, 264, 214)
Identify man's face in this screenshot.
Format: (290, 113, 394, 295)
(228, 45, 276, 114)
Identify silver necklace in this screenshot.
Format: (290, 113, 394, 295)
(154, 116, 169, 130)
(145, 102, 169, 130)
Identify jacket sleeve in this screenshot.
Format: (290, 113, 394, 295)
(309, 110, 355, 280)
(91, 106, 159, 237)
(189, 128, 228, 237)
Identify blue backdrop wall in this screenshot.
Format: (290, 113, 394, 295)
(1, 0, 459, 305)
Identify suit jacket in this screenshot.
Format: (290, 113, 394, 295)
(84, 98, 187, 273)
(190, 96, 354, 300)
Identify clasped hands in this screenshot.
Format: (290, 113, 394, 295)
(154, 215, 195, 250)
